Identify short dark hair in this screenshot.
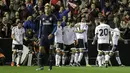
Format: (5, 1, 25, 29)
(17, 21, 23, 24)
(99, 17, 105, 22)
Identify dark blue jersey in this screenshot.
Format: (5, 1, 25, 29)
(39, 14, 57, 38)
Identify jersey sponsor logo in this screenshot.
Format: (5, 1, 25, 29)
(42, 22, 51, 25)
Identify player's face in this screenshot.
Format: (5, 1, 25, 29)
(18, 23, 23, 28)
(57, 21, 61, 26)
(44, 6, 51, 14)
(81, 18, 85, 22)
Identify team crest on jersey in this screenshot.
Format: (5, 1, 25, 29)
(42, 18, 45, 21)
(49, 17, 52, 21)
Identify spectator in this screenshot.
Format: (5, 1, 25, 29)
(25, 0, 34, 15)
(18, 4, 29, 22)
(24, 16, 36, 32)
(1, 17, 11, 38)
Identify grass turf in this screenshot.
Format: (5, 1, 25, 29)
(0, 66, 130, 73)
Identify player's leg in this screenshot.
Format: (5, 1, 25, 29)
(115, 51, 124, 66)
(48, 45, 54, 70)
(69, 47, 76, 66)
(36, 46, 45, 70)
(16, 45, 23, 67)
(36, 37, 46, 71)
(62, 51, 66, 66)
(11, 45, 17, 66)
(77, 39, 84, 66)
(101, 54, 105, 66)
(74, 48, 79, 66)
(84, 42, 91, 66)
(104, 51, 110, 68)
(62, 45, 68, 66)
(96, 50, 104, 67)
(55, 49, 59, 66)
(55, 43, 62, 67)
(104, 44, 111, 68)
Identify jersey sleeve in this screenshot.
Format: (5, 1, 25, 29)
(83, 24, 88, 31)
(52, 14, 58, 25)
(38, 19, 42, 38)
(11, 27, 15, 35)
(95, 26, 98, 35)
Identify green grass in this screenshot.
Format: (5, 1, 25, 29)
(0, 66, 130, 73)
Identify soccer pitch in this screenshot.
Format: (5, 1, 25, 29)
(0, 66, 130, 73)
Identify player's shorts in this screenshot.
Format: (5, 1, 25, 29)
(64, 43, 75, 52)
(112, 45, 118, 52)
(98, 43, 110, 51)
(77, 39, 84, 48)
(56, 43, 63, 50)
(12, 44, 23, 51)
(40, 35, 54, 46)
(84, 42, 88, 52)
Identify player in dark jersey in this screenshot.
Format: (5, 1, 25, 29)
(36, 3, 57, 71)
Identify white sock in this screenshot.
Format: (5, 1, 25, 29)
(57, 55, 61, 66)
(78, 52, 83, 63)
(97, 56, 102, 67)
(101, 55, 105, 65)
(12, 54, 16, 62)
(105, 54, 110, 62)
(70, 54, 75, 63)
(16, 54, 20, 65)
(62, 55, 66, 65)
(84, 55, 89, 65)
(74, 52, 78, 63)
(116, 57, 122, 65)
(55, 54, 58, 66)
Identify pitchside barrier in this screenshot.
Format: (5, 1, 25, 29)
(0, 38, 130, 66)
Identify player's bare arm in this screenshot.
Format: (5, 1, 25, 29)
(92, 33, 98, 45)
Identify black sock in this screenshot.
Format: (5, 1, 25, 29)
(49, 53, 53, 70)
(38, 52, 44, 67)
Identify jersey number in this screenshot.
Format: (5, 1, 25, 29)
(99, 28, 108, 36)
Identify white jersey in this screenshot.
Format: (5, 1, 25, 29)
(111, 28, 120, 45)
(75, 22, 88, 41)
(12, 26, 25, 45)
(54, 26, 63, 43)
(63, 26, 77, 45)
(83, 23, 88, 42)
(95, 23, 111, 44)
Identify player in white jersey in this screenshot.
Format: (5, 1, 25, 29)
(92, 18, 111, 68)
(54, 20, 63, 67)
(74, 18, 90, 66)
(11, 21, 25, 67)
(62, 21, 77, 66)
(109, 27, 124, 66)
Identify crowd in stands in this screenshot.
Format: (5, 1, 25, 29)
(0, 0, 130, 39)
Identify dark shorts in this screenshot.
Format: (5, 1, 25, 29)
(77, 39, 84, 48)
(40, 35, 54, 46)
(56, 43, 63, 50)
(13, 45, 23, 50)
(84, 42, 88, 52)
(98, 43, 110, 51)
(64, 44, 75, 52)
(113, 45, 118, 52)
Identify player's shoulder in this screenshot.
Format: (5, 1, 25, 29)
(40, 14, 46, 18)
(113, 28, 120, 32)
(52, 14, 58, 20)
(95, 24, 100, 29)
(102, 23, 111, 28)
(12, 26, 17, 30)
